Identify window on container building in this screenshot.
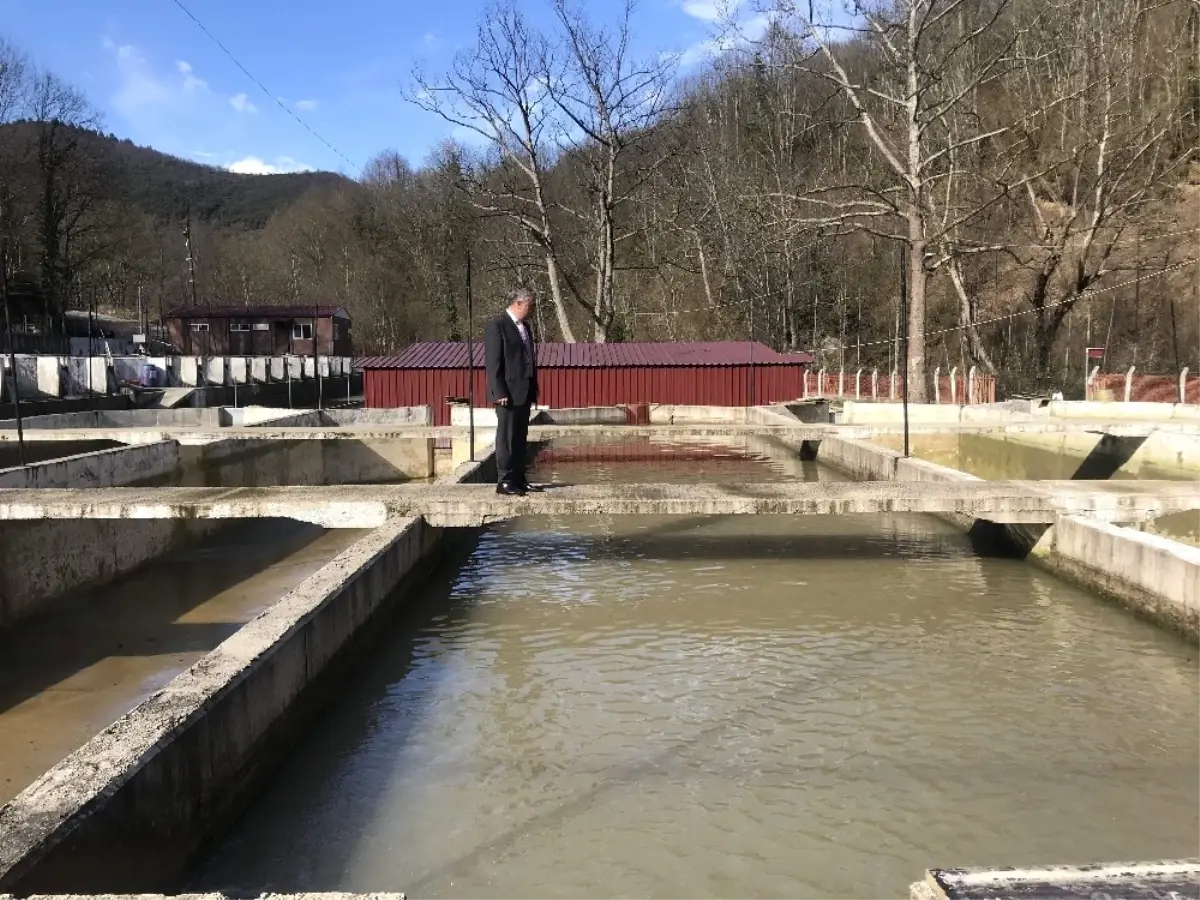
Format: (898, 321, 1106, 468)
(293, 322, 313, 340)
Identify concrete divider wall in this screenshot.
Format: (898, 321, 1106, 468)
(815, 435, 1198, 639)
(0, 440, 209, 628)
(0, 516, 445, 894)
(1039, 517, 1200, 637)
(0, 451, 497, 893)
(186, 437, 435, 485)
(0, 519, 219, 629)
(0, 441, 180, 489)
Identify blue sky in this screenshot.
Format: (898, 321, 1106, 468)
(4, 0, 756, 176)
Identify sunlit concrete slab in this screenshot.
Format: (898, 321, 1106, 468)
(910, 860, 1200, 899)
(0, 420, 1196, 447)
(0, 480, 1194, 527)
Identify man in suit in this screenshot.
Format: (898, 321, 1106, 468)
(484, 287, 539, 495)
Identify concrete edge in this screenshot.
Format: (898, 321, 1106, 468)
(0, 441, 182, 489)
(1036, 517, 1200, 641)
(814, 434, 1199, 641)
(0, 516, 435, 893)
(1, 894, 408, 900)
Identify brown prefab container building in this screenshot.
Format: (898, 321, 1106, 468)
(165, 305, 353, 356)
(359, 341, 815, 425)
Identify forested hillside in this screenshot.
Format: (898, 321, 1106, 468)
(0, 0, 1196, 398)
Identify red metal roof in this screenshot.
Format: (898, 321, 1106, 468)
(165, 304, 349, 319)
(357, 341, 812, 370)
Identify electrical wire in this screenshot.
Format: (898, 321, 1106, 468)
(622, 258, 1198, 354)
(169, 0, 361, 175)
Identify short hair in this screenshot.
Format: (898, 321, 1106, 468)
(507, 287, 534, 307)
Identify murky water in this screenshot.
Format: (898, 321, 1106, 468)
(0, 520, 367, 805)
(195, 443, 1199, 898)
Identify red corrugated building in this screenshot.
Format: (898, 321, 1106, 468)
(359, 341, 814, 425)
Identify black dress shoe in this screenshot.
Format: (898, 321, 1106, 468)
(520, 481, 545, 492)
(496, 482, 527, 496)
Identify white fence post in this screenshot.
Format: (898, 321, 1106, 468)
(871, 368, 878, 400)
(933, 366, 941, 404)
(949, 366, 958, 405)
(854, 368, 862, 399)
(817, 367, 826, 397)
(890, 369, 897, 399)
(1124, 366, 1136, 402)
(1180, 367, 1190, 403)
(967, 365, 976, 405)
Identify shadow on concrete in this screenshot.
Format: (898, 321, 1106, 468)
(1071, 434, 1147, 480)
(0, 519, 329, 718)
(188, 528, 486, 895)
(966, 434, 1149, 560)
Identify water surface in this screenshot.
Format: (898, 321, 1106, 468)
(195, 442, 1200, 898)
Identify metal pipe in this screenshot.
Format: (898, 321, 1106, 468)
(466, 247, 476, 462)
(900, 243, 910, 458)
(1, 242, 25, 466)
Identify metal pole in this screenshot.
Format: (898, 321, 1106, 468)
(900, 243, 910, 458)
(466, 246, 476, 461)
(1, 242, 26, 466)
(748, 298, 756, 408)
(314, 307, 322, 411)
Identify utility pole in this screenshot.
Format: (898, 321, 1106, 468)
(1, 240, 26, 466)
(183, 216, 198, 308)
(465, 246, 476, 461)
(900, 244, 910, 458)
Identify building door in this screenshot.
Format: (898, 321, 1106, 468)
(274, 321, 290, 355)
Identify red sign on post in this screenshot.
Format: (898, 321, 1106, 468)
(1086, 347, 1106, 360)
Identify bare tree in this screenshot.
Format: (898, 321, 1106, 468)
(762, 0, 1034, 399)
(408, 2, 579, 341)
(26, 69, 103, 327)
(544, 0, 678, 341)
(991, 0, 1196, 382)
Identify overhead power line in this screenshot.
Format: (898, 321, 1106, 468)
(624, 258, 1199, 352)
(169, 0, 361, 175)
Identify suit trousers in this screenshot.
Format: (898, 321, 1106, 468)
(495, 402, 531, 486)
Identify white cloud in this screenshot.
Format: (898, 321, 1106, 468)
(681, 0, 723, 21)
(227, 155, 312, 175)
(229, 92, 257, 113)
(175, 59, 207, 92)
(422, 32, 444, 51)
(678, 11, 771, 68)
(105, 38, 209, 118)
(294, 98, 318, 111)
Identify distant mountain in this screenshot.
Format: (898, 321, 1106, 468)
(0, 122, 355, 229)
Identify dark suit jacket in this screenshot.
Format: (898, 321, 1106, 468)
(484, 313, 538, 407)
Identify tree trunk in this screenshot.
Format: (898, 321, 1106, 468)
(544, 253, 577, 342)
(906, 217, 928, 402)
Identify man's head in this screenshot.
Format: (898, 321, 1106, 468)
(507, 287, 535, 322)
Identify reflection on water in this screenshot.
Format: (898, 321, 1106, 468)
(194, 444, 1200, 899)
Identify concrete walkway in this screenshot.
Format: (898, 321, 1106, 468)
(911, 860, 1200, 899)
(0, 480, 1194, 527)
(1, 420, 1197, 444)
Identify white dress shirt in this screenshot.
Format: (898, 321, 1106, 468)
(507, 309, 531, 348)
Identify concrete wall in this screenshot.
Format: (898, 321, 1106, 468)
(835, 401, 1032, 426)
(0, 440, 206, 628)
(815, 435, 1198, 639)
(1036, 517, 1199, 638)
(0, 519, 219, 629)
(0, 441, 179, 489)
(181, 437, 436, 486)
(0, 516, 444, 894)
(1043, 400, 1200, 421)
(0, 455, 502, 893)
